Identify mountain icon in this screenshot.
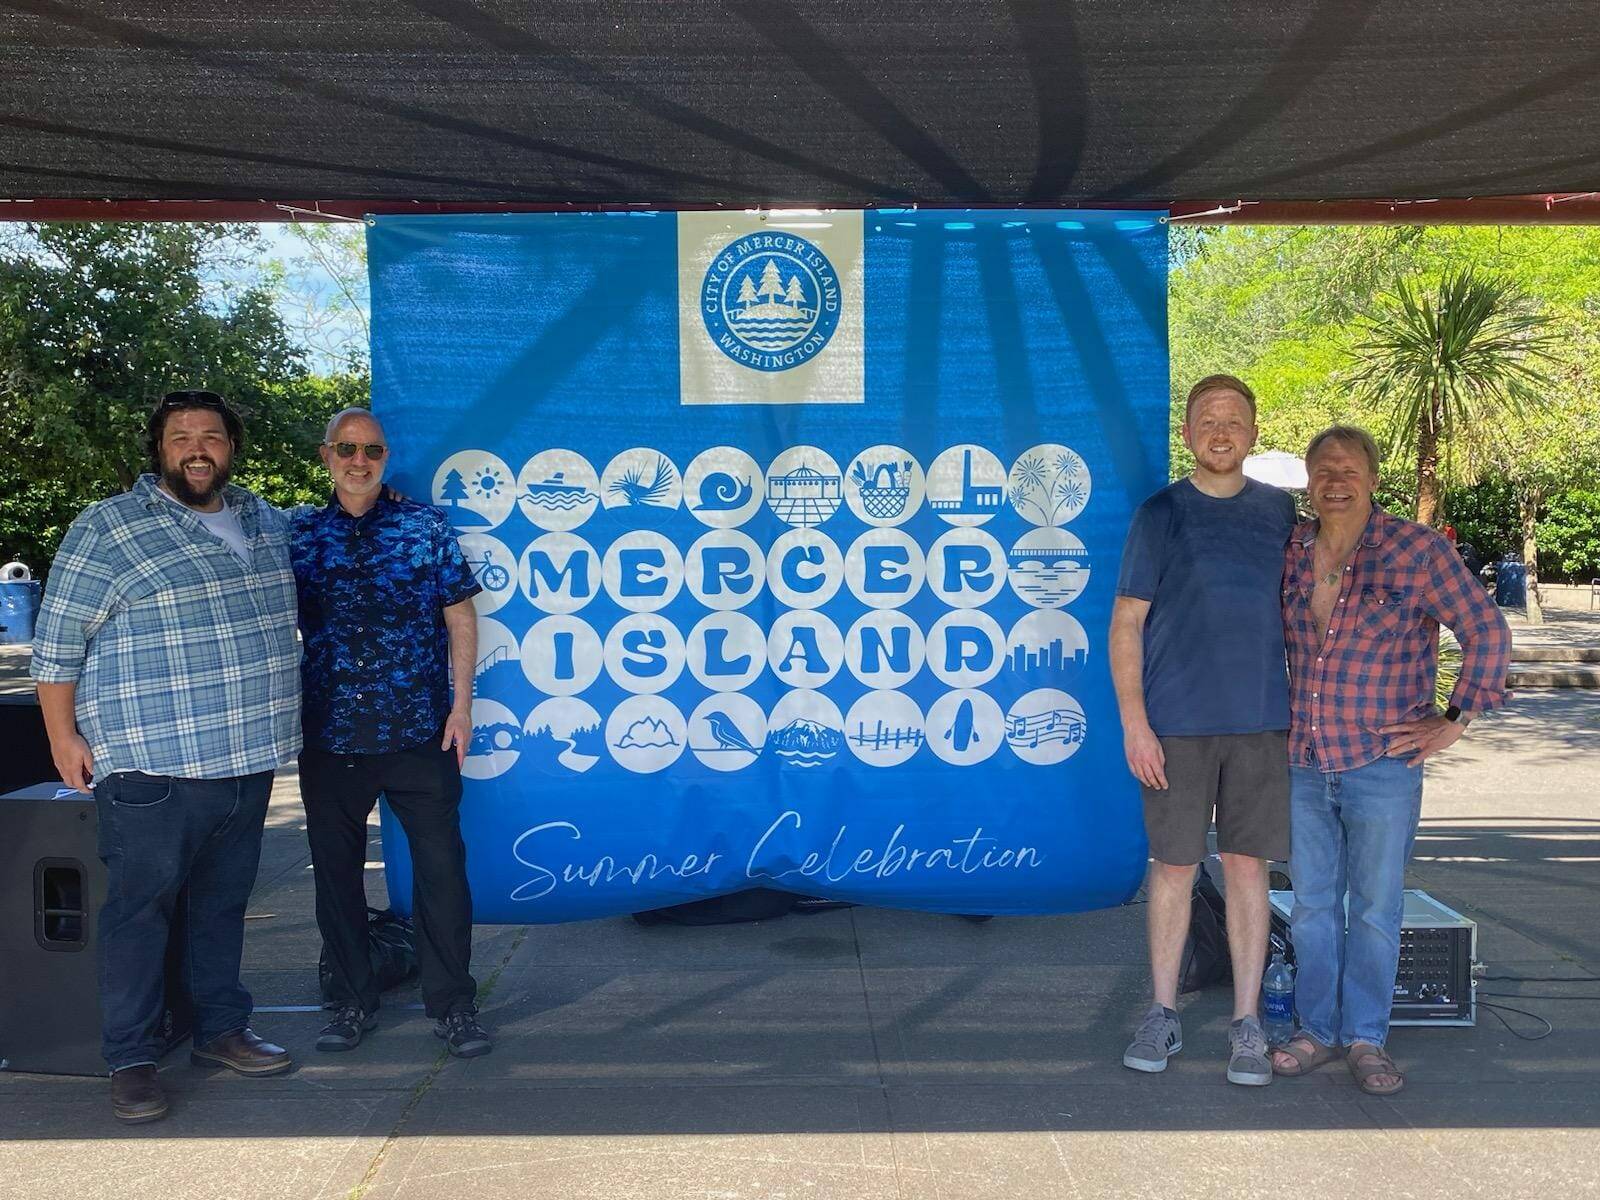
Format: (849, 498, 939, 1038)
(766, 717, 845, 765)
(616, 715, 679, 750)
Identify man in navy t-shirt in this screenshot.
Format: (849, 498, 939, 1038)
(1110, 374, 1297, 1087)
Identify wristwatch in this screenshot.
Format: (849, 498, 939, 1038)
(1443, 704, 1463, 723)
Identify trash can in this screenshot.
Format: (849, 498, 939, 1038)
(0, 562, 41, 645)
(1494, 560, 1527, 608)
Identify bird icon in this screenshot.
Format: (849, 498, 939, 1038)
(700, 709, 761, 755)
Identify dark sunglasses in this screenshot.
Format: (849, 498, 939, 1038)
(326, 441, 388, 460)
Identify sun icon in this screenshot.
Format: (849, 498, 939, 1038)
(473, 466, 507, 500)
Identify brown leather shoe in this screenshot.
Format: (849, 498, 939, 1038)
(190, 1027, 292, 1076)
(111, 1064, 169, 1123)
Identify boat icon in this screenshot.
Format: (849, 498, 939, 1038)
(521, 472, 596, 512)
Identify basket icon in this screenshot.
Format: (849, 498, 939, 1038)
(851, 458, 913, 520)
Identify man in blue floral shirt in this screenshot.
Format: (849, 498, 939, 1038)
(290, 407, 490, 1058)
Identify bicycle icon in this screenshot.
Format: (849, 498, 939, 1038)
(466, 552, 511, 592)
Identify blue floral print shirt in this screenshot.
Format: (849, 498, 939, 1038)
(290, 495, 480, 754)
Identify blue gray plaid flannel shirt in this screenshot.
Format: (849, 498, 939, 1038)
(31, 474, 302, 780)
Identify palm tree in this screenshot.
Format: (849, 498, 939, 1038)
(1347, 269, 1554, 527)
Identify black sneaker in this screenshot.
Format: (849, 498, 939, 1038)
(433, 1010, 492, 1058)
(316, 1006, 377, 1052)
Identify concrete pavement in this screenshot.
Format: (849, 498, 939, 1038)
(1, 688, 1597, 1199)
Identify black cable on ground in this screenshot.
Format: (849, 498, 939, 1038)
(1476, 999, 1554, 1041)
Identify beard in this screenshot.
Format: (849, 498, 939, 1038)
(161, 454, 232, 506)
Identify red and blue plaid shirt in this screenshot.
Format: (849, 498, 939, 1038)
(1282, 506, 1511, 772)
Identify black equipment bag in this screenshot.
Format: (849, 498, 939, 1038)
(318, 907, 419, 1006)
(1178, 861, 1233, 993)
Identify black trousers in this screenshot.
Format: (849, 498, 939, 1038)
(299, 740, 477, 1019)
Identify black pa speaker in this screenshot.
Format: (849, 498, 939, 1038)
(0, 783, 193, 1075)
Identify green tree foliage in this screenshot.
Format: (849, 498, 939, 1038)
(1170, 225, 1600, 586)
(1537, 491, 1600, 582)
(1347, 270, 1554, 527)
(0, 222, 366, 573)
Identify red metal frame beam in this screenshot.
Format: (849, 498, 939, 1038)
(2, 194, 1599, 224)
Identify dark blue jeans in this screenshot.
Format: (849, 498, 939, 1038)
(93, 770, 273, 1072)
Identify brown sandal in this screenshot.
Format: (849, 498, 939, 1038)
(1270, 1034, 1341, 1077)
(1346, 1042, 1405, 1095)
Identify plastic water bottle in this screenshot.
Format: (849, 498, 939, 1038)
(1261, 950, 1296, 1046)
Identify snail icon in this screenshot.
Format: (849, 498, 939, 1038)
(692, 472, 754, 513)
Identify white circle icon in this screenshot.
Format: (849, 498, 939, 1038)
(602, 530, 684, 614)
(603, 613, 686, 695)
(926, 610, 1006, 688)
(457, 533, 517, 616)
(765, 445, 843, 528)
(606, 695, 687, 774)
(766, 529, 843, 609)
(844, 528, 925, 610)
(522, 698, 604, 774)
(844, 445, 924, 527)
(683, 446, 764, 528)
(1008, 444, 1091, 526)
(926, 445, 1007, 527)
(519, 533, 599, 614)
(844, 691, 926, 768)
(599, 448, 682, 514)
(1005, 610, 1090, 686)
(767, 610, 844, 690)
(471, 617, 522, 698)
(688, 693, 767, 772)
(766, 690, 847, 769)
(686, 612, 767, 692)
(926, 690, 1004, 767)
(462, 698, 523, 780)
(1008, 528, 1091, 609)
(516, 449, 600, 532)
(434, 451, 515, 533)
(1005, 689, 1087, 765)
(844, 610, 926, 690)
(685, 529, 766, 611)
(520, 615, 604, 696)
(927, 528, 1006, 608)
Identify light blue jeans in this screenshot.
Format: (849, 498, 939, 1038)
(1289, 755, 1424, 1049)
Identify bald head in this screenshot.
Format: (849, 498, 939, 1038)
(324, 407, 385, 444)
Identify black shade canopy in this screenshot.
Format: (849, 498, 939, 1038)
(2, 1, 1598, 217)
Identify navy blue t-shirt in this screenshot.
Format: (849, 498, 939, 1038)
(1115, 478, 1297, 737)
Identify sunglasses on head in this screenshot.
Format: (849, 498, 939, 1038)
(326, 441, 388, 460)
(158, 390, 228, 410)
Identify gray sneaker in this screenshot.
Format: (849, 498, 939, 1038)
(1123, 1004, 1183, 1072)
(1227, 1015, 1272, 1086)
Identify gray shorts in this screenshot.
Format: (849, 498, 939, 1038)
(1141, 731, 1290, 865)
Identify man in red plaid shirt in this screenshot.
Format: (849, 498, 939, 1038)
(1270, 426, 1510, 1096)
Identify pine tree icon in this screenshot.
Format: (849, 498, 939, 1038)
(737, 274, 759, 310)
(757, 258, 785, 301)
(441, 468, 469, 508)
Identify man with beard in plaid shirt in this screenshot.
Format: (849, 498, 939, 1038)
(1270, 426, 1510, 1096)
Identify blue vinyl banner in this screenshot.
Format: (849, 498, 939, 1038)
(368, 210, 1168, 922)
